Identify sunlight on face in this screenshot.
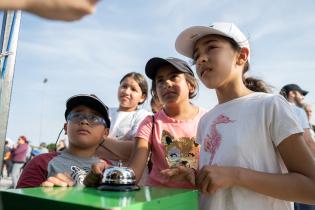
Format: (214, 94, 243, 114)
(118, 77, 145, 112)
(193, 35, 241, 89)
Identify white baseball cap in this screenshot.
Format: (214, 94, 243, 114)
(175, 22, 250, 62)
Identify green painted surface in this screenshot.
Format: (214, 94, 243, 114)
(0, 186, 198, 210)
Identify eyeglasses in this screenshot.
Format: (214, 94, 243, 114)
(67, 112, 106, 127)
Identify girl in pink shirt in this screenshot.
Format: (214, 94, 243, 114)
(129, 57, 207, 188)
(84, 57, 206, 188)
(85, 57, 206, 188)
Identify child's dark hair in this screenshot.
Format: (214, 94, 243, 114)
(150, 65, 198, 100)
(120, 72, 148, 105)
(224, 36, 272, 93)
(150, 95, 163, 113)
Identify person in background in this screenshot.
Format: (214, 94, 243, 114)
(16, 94, 110, 188)
(173, 22, 315, 210)
(56, 139, 66, 151)
(303, 103, 315, 132)
(1, 140, 12, 178)
(280, 84, 315, 156)
(39, 142, 49, 154)
(0, 0, 99, 21)
(29, 142, 49, 158)
(11, 135, 29, 188)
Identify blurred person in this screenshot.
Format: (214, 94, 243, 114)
(0, 0, 99, 21)
(39, 142, 49, 154)
(29, 143, 48, 159)
(303, 103, 315, 132)
(280, 84, 315, 156)
(280, 85, 315, 210)
(1, 140, 13, 178)
(11, 135, 29, 187)
(56, 139, 66, 151)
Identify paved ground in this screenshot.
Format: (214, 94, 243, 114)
(0, 176, 12, 190)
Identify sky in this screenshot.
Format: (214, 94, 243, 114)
(2, 0, 315, 146)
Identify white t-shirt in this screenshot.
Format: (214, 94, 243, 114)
(108, 108, 151, 141)
(197, 92, 303, 210)
(108, 107, 151, 184)
(289, 103, 310, 129)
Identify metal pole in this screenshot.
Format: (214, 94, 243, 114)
(0, 11, 22, 173)
(38, 78, 48, 146)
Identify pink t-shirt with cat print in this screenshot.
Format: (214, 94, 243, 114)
(135, 107, 207, 188)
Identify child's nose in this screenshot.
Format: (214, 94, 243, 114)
(197, 54, 208, 66)
(123, 87, 131, 94)
(164, 79, 172, 88)
(79, 118, 89, 125)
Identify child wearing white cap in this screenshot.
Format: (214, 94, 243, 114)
(173, 22, 315, 210)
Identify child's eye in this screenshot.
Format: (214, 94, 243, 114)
(207, 46, 217, 52)
(170, 74, 179, 80)
(89, 115, 99, 123)
(192, 54, 199, 63)
(71, 113, 81, 118)
(156, 78, 164, 84)
(86, 114, 100, 123)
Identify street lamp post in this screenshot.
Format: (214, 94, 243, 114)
(38, 78, 48, 146)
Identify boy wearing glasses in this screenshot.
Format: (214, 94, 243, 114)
(16, 94, 110, 188)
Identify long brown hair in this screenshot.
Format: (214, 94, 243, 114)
(224, 36, 272, 93)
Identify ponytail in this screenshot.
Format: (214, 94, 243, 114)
(243, 77, 273, 93)
(223, 36, 272, 94)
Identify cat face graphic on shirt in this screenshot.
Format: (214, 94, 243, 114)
(161, 130, 199, 169)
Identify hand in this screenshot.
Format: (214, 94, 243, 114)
(41, 172, 74, 187)
(24, 0, 99, 21)
(83, 160, 109, 187)
(160, 166, 196, 185)
(196, 165, 240, 194)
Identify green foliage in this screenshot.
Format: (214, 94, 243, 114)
(47, 143, 56, 152)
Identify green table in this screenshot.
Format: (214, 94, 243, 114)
(0, 186, 198, 210)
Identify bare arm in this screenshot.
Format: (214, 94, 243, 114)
(303, 128, 315, 156)
(0, 0, 98, 21)
(0, 0, 24, 10)
(128, 137, 150, 183)
(197, 133, 315, 204)
(96, 138, 134, 161)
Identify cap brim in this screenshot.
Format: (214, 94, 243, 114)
(145, 57, 190, 80)
(65, 95, 110, 127)
(175, 26, 232, 58)
(145, 57, 170, 80)
(301, 90, 308, 96)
